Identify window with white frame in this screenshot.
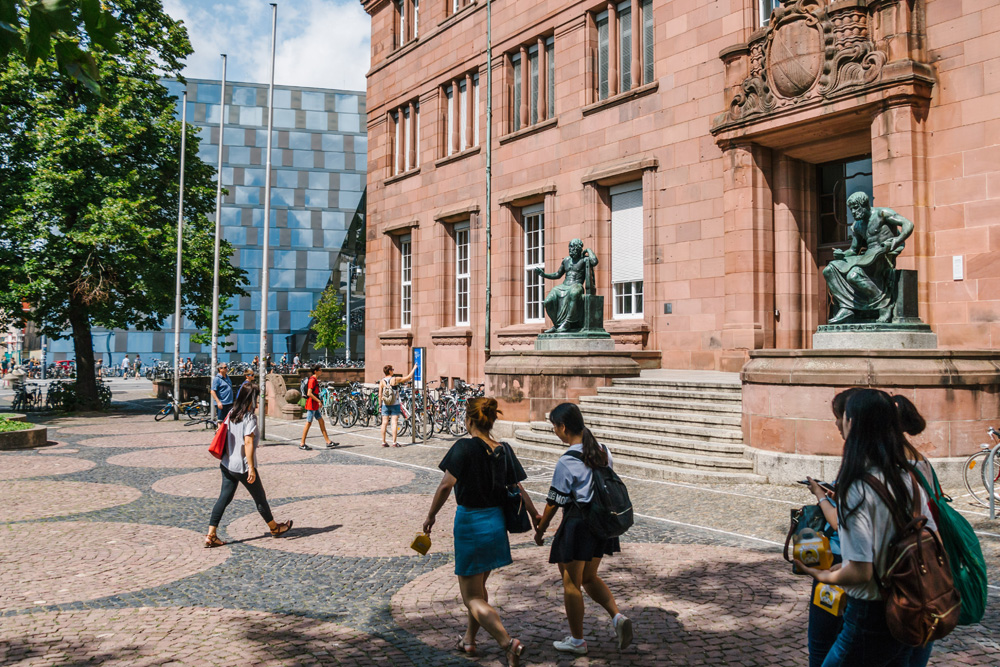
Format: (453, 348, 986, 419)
(596, 0, 654, 101)
(610, 181, 644, 318)
(390, 101, 420, 176)
(759, 0, 780, 25)
(450, 0, 471, 16)
(510, 36, 555, 133)
(455, 223, 470, 326)
(523, 204, 545, 323)
(394, 0, 419, 47)
(400, 234, 412, 327)
(444, 72, 480, 156)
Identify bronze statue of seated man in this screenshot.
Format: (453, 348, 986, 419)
(535, 239, 598, 333)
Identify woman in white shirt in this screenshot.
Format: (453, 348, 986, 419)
(796, 389, 937, 666)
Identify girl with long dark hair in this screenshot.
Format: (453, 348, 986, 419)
(796, 389, 937, 666)
(533, 403, 632, 656)
(204, 381, 292, 547)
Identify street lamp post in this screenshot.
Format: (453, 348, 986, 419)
(209, 55, 227, 423)
(173, 89, 188, 419)
(258, 4, 278, 440)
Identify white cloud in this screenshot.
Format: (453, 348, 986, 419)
(162, 0, 370, 92)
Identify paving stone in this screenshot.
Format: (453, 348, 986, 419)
(0, 453, 95, 479)
(107, 444, 319, 469)
(78, 431, 216, 449)
(0, 480, 142, 521)
(152, 464, 415, 499)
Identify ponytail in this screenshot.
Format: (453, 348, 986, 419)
(549, 403, 607, 468)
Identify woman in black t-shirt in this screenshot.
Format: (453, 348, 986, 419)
(423, 397, 537, 666)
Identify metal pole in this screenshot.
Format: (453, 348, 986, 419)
(345, 259, 352, 363)
(209, 55, 227, 422)
(484, 0, 493, 363)
(40, 335, 46, 380)
(258, 4, 277, 440)
(173, 90, 188, 419)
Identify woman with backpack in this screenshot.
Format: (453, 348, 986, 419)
(422, 397, 536, 666)
(379, 363, 415, 447)
(204, 381, 293, 548)
(795, 389, 943, 666)
(533, 403, 633, 656)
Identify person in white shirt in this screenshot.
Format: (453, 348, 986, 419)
(121, 355, 130, 377)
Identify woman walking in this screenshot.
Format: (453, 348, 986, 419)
(795, 389, 938, 666)
(533, 403, 633, 655)
(205, 381, 292, 547)
(422, 397, 536, 666)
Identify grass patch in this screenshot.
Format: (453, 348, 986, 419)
(0, 418, 32, 433)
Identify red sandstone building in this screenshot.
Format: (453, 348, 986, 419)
(361, 0, 999, 387)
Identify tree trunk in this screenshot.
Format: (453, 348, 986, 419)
(67, 298, 100, 409)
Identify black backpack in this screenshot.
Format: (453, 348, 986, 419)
(563, 448, 634, 539)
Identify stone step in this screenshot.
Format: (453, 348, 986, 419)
(578, 403, 743, 428)
(596, 385, 743, 405)
(508, 439, 766, 484)
(515, 429, 754, 472)
(580, 394, 742, 415)
(525, 422, 748, 457)
(578, 414, 743, 443)
(611, 377, 742, 393)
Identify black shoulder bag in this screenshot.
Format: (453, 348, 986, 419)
(499, 442, 531, 533)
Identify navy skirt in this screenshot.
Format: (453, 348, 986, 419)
(549, 504, 621, 564)
(453, 505, 512, 576)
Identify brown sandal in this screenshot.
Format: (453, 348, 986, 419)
(270, 520, 293, 538)
(455, 636, 477, 656)
(504, 638, 525, 667)
(204, 534, 226, 548)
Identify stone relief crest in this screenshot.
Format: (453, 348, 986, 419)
(726, 0, 887, 122)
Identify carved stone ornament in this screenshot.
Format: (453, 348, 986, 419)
(726, 0, 887, 123)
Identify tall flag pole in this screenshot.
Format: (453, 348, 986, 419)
(172, 90, 188, 420)
(258, 3, 278, 439)
(484, 0, 493, 361)
(210, 54, 228, 422)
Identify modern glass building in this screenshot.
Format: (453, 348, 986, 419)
(49, 78, 367, 365)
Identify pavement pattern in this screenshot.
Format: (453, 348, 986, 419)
(0, 379, 997, 666)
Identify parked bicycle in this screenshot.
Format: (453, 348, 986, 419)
(963, 426, 1000, 507)
(154, 392, 209, 421)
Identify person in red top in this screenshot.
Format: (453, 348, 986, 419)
(299, 364, 337, 450)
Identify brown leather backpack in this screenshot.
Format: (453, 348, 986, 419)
(864, 472, 962, 647)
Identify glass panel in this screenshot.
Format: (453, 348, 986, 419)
(818, 156, 872, 245)
(642, 0, 654, 84)
(597, 14, 609, 100)
(334, 94, 358, 113)
(413, 0, 419, 38)
(512, 54, 521, 132)
(529, 47, 539, 125)
(547, 40, 555, 118)
(459, 81, 468, 150)
(523, 210, 546, 322)
(446, 84, 454, 155)
(232, 86, 257, 106)
(473, 74, 480, 146)
(289, 132, 312, 150)
(273, 88, 292, 108)
(301, 91, 325, 111)
(276, 170, 298, 188)
(620, 5, 632, 93)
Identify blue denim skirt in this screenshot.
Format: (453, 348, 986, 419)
(453, 505, 512, 576)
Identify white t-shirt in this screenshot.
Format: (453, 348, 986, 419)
(222, 414, 259, 475)
(838, 469, 937, 601)
(546, 443, 615, 505)
(121, 357, 129, 369)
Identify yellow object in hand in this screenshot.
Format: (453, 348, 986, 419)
(411, 532, 431, 555)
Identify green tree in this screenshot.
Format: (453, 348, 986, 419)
(0, 0, 124, 94)
(190, 296, 238, 351)
(310, 283, 345, 354)
(0, 0, 246, 408)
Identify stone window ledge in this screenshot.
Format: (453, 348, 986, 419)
(582, 81, 659, 117)
(384, 167, 421, 186)
(495, 323, 546, 349)
(378, 329, 413, 347)
(382, 219, 419, 235)
(431, 327, 473, 346)
(434, 145, 481, 168)
(604, 319, 650, 349)
(499, 117, 558, 146)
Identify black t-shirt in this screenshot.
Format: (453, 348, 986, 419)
(439, 437, 527, 508)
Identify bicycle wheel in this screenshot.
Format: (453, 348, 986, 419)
(155, 404, 173, 421)
(964, 450, 1000, 507)
(338, 401, 359, 429)
(416, 411, 434, 439)
(448, 404, 468, 436)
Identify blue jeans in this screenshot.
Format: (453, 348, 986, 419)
(822, 597, 934, 667)
(809, 580, 844, 667)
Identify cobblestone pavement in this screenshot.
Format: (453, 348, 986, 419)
(0, 381, 997, 666)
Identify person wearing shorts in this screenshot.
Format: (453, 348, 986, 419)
(379, 363, 416, 447)
(300, 364, 336, 450)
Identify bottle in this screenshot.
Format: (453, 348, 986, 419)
(793, 528, 833, 574)
(410, 532, 431, 555)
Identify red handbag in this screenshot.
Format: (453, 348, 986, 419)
(209, 416, 229, 460)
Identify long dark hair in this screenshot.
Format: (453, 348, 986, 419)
(549, 403, 607, 468)
(229, 381, 259, 424)
(835, 389, 916, 528)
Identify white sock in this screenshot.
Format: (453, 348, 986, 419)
(568, 636, 585, 647)
(612, 613, 624, 628)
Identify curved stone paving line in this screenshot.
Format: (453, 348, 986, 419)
(55, 420, 195, 436)
(0, 607, 417, 666)
(0, 454, 95, 480)
(391, 543, 811, 666)
(0, 481, 142, 522)
(36, 447, 79, 454)
(153, 463, 416, 500)
(0, 522, 230, 612)
(225, 493, 535, 558)
(107, 444, 319, 469)
(78, 430, 214, 448)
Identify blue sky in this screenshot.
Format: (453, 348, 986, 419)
(162, 0, 370, 92)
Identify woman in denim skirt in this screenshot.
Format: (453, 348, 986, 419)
(423, 397, 538, 666)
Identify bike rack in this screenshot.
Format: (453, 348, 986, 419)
(988, 441, 1000, 521)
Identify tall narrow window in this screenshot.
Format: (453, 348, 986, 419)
(641, 0, 654, 84)
(546, 39, 555, 119)
(508, 37, 555, 133)
(595, 1, 654, 100)
(459, 78, 468, 150)
(619, 1, 632, 93)
(413, 0, 419, 38)
(455, 223, 470, 326)
(392, 110, 401, 175)
(610, 181, 644, 318)
(404, 106, 412, 171)
(523, 204, 545, 323)
(511, 53, 522, 132)
(400, 235, 412, 327)
(445, 85, 455, 156)
(391, 101, 419, 175)
(596, 11, 609, 101)
(473, 73, 480, 146)
(444, 73, 479, 156)
(528, 45, 539, 126)
(397, 0, 405, 47)
(759, 0, 780, 26)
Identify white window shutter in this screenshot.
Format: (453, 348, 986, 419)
(611, 184, 643, 283)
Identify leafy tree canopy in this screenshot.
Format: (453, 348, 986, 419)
(310, 283, 345, 353)
(0, 0, 247, 406)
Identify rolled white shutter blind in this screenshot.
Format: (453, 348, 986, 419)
(611, 183, 643, 283)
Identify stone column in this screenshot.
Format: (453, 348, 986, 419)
(404, 0, 413, 43)
(519, 46, 529, 128)
(537, 37, 547, 122)
(608, 2, 618, 95)
(451, 79, 461, 153)
(721, 142, 774, 371)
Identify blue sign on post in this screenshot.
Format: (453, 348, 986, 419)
(413, 347, 424, 389)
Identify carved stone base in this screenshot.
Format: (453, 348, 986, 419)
(534, 334, 614, 351)
(813, 322, 937, 349)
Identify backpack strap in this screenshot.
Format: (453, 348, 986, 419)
(862, 474, 910, 533)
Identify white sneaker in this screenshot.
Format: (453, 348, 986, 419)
(614, 615, 633, 650)
(553, 636, 588, 655)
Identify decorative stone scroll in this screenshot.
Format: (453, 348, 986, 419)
(725, 0, 887, 123)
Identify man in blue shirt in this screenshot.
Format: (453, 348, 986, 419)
(211, 362, 234, 423)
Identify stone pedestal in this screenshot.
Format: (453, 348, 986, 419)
(535, 333, 614, 351)
(485, 350, 640, 423)
(741, 349, 1000, 483)
(265, 373, 302, 420)
(813, 323, 938, 350)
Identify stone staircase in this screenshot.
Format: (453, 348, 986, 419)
(509, 371, 766, 484)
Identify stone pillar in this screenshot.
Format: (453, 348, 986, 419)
(537, 37, 547, 121)
(721, 142, 774, 371)
(630, 0, 641, 88)
(608, 2, 618, 95)
(404, 0, 413, 43)
(451, 79, 461, 153)
(519, 46, 529, 128)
